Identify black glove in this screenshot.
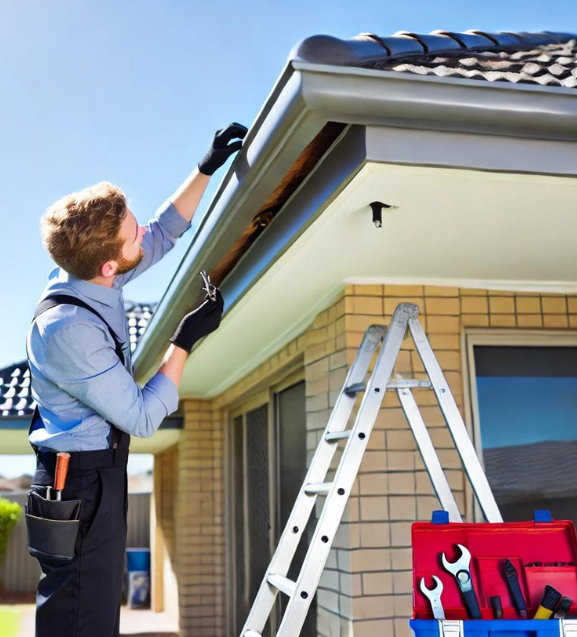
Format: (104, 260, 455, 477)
(170, 289, 225, 353)
(198, 122, 248, 176)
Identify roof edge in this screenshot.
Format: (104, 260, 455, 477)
(288, 30, 577, 66)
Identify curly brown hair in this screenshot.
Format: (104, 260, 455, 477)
(41, 182, 128, 280)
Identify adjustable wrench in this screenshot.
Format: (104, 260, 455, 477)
(442, 544, 482, 619)
(420, 576, 445, 620)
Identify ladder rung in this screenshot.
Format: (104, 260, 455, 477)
(305, 482, 332, 496)
(267, 573, 296, 597)
(325, 431, 351, 442)
(344, 382, 366, 396)
(388, 379, 432, 389)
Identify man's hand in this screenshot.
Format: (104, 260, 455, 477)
(170, 289, 225, 353)
(198, 123, 248, 176)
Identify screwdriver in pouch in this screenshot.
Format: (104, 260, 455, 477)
(54, 452, 71, 501)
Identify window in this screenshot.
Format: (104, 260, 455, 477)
(470, 337, 577, 523)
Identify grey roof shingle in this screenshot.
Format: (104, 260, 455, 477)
(290, 30, 577, 89)
(0, 300, 158, 420)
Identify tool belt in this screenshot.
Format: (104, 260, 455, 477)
(25, 487, 81, 563)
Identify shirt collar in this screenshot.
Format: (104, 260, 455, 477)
(55, 269, 122, 308)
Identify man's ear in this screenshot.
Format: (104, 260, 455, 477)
(101, 260, 117, 278)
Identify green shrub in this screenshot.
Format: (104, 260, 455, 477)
(0, 497, 22, 569)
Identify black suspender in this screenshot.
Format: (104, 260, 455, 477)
(30, 294, 129, 450)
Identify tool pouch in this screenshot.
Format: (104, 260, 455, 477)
(25, 488, 81, 563)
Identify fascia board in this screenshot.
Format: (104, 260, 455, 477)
(133, 61, 577, 381)
(294, 61, 577, 141)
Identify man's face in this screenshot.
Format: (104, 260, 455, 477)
(114, 208, 146, 275)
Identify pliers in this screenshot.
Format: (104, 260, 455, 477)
(200, 270, 217, 302)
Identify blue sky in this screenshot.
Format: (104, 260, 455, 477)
(0, 0, 575, 475)
(1, 0, 576, 368)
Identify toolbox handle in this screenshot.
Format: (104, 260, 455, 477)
(431, 510, 450, 525)
(534, 510, 553, 523)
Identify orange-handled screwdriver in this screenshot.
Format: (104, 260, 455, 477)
(54, 452, 71, 501)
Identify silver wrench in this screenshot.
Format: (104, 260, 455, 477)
(420, 576, 445, 620)
(442, 544, 482, 619)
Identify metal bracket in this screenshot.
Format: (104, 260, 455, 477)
(440, 620, 464, 637)
(561, 620, 577, 636)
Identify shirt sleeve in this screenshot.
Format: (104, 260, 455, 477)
(115, 200, 190, 287)
(40, 319, 179, 438)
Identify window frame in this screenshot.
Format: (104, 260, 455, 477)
(463, 328, 577, 522)
(225, 363, 305, 637)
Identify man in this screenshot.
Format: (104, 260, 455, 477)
(26, 122, 247, 637)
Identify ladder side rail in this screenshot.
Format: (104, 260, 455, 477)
(275, 304, 416, 637)
(397, 386, 462, 522)
(239, 325, 385, 636)
(408, 317, 503, 523)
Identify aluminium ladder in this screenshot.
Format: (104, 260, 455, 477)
(240, 302, 503, 637)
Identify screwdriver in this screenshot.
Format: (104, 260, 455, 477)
(54, 452, 71, 501)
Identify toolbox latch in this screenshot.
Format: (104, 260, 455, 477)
(431, 510, 449, 525)
(533, 509, 553, 523)
(561, 619, 577, 636)
(440, 620, 464, 636)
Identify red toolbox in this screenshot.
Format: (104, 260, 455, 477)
(411, 511, 577, 632)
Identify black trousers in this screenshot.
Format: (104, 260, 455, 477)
(31, 445, 129, 637)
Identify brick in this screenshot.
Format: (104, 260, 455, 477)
(347, 314, 380, 334)
(360, 451, 388, 472)
(489, 297, 515, 314)
(417, 496, 441, 520)
(386, 430, 417, 451)
(568, 298, 577, 313)
(488, 289, 514, 296)
(517, 314, 543, 328)
(542, 296, 567, 314)
(360, 496, 389, 521)
(375, 408, 410, 430)
(362, 571, 394, 595)
(460, 288, 487, 296)
(425, 297, 460, 315)
(359, 473, 388, 495)
(354, 284, 383, 296)
(490, 315, 516, 328)
(354, 619, 395, 637)
(570, 316, 577, 328)
(391, 547, 412, 570)
(387, 451, 415, 471)
(352, 548, 393, 573)
(461, 296, 489, 314)
(462, 315, 489, 327)
(392, 569, 413, 594)
(424, 286, 459, 297)
(353, 594, 395, 619)
(391, 522, 412, 547)
(359, 522, 391, 548)
(388, 472, 415, 495)
(385, 285, 424, 296)
(394, 594, 413, 617)
(516, 296, 541, 313)
(544, 315, 569, 328)
(426, 316, 460, 333)
(389, 496, 416, 520)
(352, 296, 383, 315)
(435, 351, 461, 371)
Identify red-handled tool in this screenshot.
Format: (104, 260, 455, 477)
(54, 452, 71, 501)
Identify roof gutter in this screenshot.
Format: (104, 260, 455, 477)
(133, 60, 577, 381)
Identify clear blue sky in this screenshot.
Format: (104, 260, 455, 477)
(1, 0, 576, 369)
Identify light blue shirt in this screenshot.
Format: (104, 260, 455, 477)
(27, 200, 190, 452)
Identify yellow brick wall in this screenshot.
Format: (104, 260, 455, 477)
(170, 284, 577, 637)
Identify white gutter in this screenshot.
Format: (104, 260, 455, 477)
(133, 60, 577, 381)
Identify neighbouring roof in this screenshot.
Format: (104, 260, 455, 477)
(290, 30, 577, 88)
(0, 301, 157, 419)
